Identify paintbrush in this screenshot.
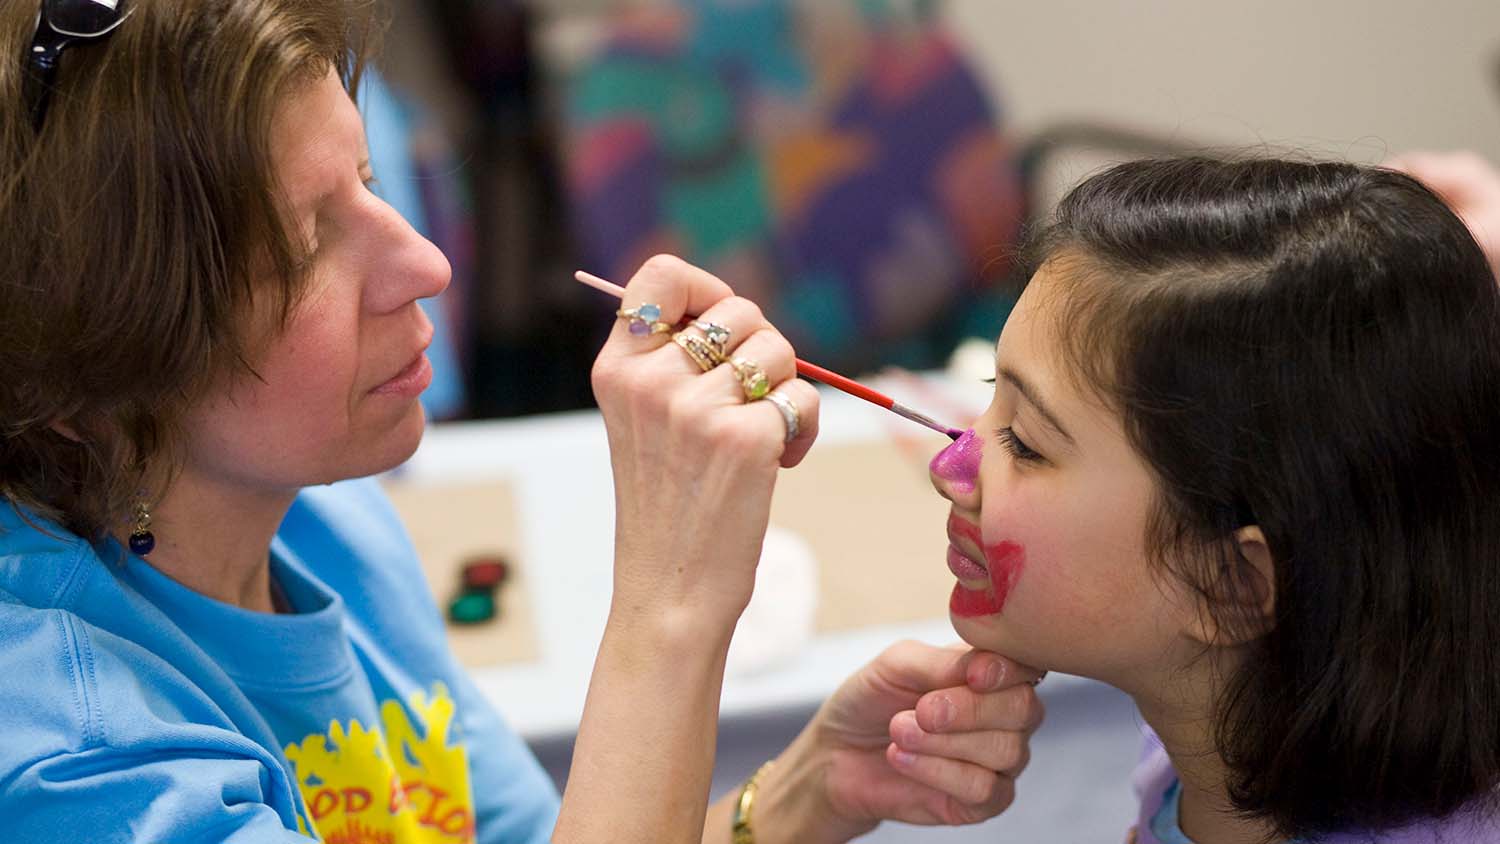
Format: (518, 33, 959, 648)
(574, 270, 962, 440)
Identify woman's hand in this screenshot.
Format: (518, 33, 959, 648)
(556, 255, 820, 844)
(590, 255, 821, 636)
(746, 642, 1045, 844)
(1387, 150, 1500, 278)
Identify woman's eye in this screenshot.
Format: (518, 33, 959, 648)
(996, 426, 1043, 462)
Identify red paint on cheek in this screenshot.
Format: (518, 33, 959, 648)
(949, 540, 1026, 618)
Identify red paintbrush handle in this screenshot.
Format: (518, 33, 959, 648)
(794, 360, 895, 409)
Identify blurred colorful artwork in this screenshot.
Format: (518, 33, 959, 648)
(563, 0, 1024, 369)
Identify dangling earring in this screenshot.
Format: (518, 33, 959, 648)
(128, 497, 155, 555)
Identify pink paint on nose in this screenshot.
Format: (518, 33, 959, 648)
(930, 428, 982, 493)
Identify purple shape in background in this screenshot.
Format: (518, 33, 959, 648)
(780, 38, 1001, 329)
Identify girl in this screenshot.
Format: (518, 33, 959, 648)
(927, 157, 1500, 843)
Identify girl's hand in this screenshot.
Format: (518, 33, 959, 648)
(753, 642, 1045, 843)
(590, 254, 821, 638)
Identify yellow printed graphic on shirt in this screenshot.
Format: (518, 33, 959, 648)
(284, 684, 476, 843)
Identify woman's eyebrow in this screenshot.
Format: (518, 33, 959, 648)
(998, 366, 1075, 445)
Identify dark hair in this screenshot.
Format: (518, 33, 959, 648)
(0, 0, 378, 539)
(1031, 157, 1500, 838)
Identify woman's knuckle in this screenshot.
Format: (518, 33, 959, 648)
(640, 253, 683, 276)
(880, 639, 921, 666)
(1004, 686, 1039, 725)
(761, 332, 793, 364)
(590, 357, 616, 393)
(945, 795, 987, 825)
(1011, 739, 1032, 773)
(665, 390, 701, 431)
(699, 412, 741, 446)
(960, 773, 996, 806)
(993, 732, 1024, 770)
(730, 296, 765, 325)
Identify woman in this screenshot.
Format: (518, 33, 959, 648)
(0, 2, 1041, 842)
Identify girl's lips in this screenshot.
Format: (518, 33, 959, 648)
(947, 544, 991, 583)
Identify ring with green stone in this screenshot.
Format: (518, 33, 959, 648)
(730, 357, 771, 401)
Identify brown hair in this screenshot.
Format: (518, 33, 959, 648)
(0, 0, 379, 539)
(1027, 158, 1500, 838)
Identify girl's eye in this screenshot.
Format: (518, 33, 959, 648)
(997, 426, 1043, 462)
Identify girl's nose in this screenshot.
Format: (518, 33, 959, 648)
(929, 428, 983, 505)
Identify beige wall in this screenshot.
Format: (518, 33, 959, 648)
(944, 0, 1500, 164)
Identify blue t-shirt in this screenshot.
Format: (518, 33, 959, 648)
(0, 479, 560, 843)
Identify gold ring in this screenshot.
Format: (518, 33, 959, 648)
(730, 357, 771, 401)
(617, 303, 673, 336)
(672, 331, 721, 372)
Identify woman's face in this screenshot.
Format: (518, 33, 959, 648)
(929, 265, 1199, 688)
(177, 69, 451, 495)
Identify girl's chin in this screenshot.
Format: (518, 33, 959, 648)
(947, 611, 1010, 651)
(947, 613, 1056, 676)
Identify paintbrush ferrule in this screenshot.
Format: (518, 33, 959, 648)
(889, 402, 960, 439)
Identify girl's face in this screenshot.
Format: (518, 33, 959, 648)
(177, 69, 451, 496)
(930, 265, 1200, 689)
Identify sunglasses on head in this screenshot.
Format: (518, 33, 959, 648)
(24, 0, 132, 131)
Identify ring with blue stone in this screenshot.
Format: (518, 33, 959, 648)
(690, 320, 731, 357)
(616, 302, 672, 336)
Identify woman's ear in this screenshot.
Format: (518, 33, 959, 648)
(49, 420, 83, 442)
(1182, 526, 1277, 647)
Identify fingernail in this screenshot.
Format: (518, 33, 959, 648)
(933, 696, 956, 731)
(981, 661, 1002, 691)
(891, 749, 918, 767)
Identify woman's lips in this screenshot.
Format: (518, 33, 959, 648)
(372, 351, 432, 396)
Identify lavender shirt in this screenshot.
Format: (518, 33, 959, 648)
(1126, 730, 1498, 844)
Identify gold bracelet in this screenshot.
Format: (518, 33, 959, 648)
(731, 759, 775, 844)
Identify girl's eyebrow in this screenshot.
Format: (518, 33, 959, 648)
(998, 366, 1075, 445)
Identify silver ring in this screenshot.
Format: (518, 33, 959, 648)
(764, 391, 800, 443)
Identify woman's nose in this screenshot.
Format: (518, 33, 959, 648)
(929, 428, 983, 505)
(367, 196, 452, 312)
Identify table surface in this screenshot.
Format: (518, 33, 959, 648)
(389, 372, 1089, 740)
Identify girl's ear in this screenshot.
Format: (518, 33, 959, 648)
(1183, 526, 1277, 647)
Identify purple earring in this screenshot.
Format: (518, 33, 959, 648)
(128, 497, 155, 555)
